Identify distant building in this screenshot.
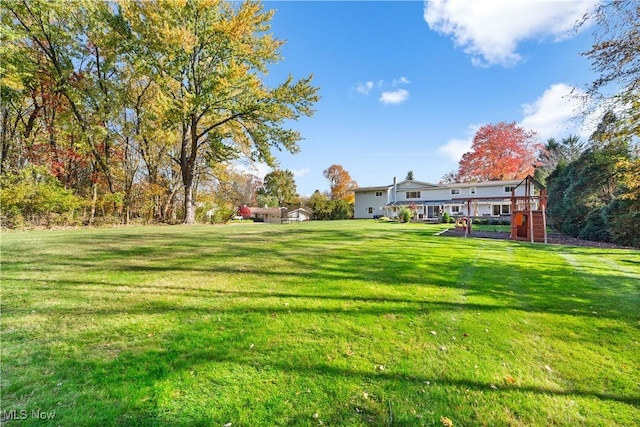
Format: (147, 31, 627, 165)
(354, 177, 541, 221)
(245, 207, 311, 223)
(248, 207, 282, 223)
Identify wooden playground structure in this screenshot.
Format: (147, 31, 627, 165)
(452, 176, 548, 243)
(509, 176, 548, 243)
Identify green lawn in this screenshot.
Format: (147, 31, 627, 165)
(1, 221, 639, 426)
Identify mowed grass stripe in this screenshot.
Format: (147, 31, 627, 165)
(1, 221, 638, 426)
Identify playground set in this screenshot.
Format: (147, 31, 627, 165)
(452, 176, 548, 243)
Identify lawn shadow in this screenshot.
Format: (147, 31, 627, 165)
(39, 309, 640, 425)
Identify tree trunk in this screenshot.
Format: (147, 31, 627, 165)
(89, 181, 98, 226)
(181, 116, 199, 224)
(184, 180, 196, 224)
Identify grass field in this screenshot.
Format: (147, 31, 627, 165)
(1, 221, 639, 426)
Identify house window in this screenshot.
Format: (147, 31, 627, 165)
(493, 204, 511, 215)
(451, 188, 460, 195)
(504, 186, 516, 193)
(367, 207, 373, 214)
(451, 206, 460, 214)
(375, 191, 383, 197)
(406, 191, 420, 199)
(470, 187, 476, 194)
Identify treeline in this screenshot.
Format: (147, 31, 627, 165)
(543, 1, 640, 247)
(1, 0, 319, 227)
(543, 119, 640, 247)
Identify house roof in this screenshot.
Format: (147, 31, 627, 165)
(514, 175, 546, 190)
(443, 179, 522, 188)
(396, 179, 439, 187)
(386, 199, 458, 206)
(282, 207, 310, 214)
(354, 185, 392, 192)
(248, 207, 282, 215)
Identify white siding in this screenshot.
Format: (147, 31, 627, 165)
(354, 190, 389, 218)
(357, 179, 535, 220)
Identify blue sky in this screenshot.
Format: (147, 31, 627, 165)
(251, 0, 601, 196)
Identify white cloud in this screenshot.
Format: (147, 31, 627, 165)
(356, 77, 411, 103)
(356, 81, 374, 95)
(291, 167, 311, 178)
(379, 89, 409, 104)
(437, 124, 479, 161)
(520, 83, 591, 140)
(423, 0, 597, 67)
(437, 138, 472, 162)
(392, 76, 410, 86)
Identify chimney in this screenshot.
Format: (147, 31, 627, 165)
(392, 177, 397, 203)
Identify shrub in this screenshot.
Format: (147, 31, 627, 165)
(329, 199, 353, 220)
(398, 207, 412, 223)
(0, 165, 83, 228)
(579, 207, 610, 242)
(442, 211, 451, 224)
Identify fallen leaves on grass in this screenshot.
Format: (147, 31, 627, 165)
(441, 415, 454, 426)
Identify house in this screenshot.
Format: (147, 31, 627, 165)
(244, 206, 311, 224)
(281, 208, 310, 223)
(354, 177, 542, 221)
(248, 207, 283, 223)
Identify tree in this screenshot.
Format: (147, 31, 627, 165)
(120, 0, 319, 223)
(238, 205, 252, 219)
(608, 151, 640, 246)
(547, 113, 637, 245)
(534, 135, 585, 184)
(439, 170, 460, 184)
(323, 164, 357, 203)
(405, 170, 414, 180)
(581, 1, 639, 140)
(307, 190, 330, 220)
(457, 122, 541, 182)
(214, 168, 262, 207)
(328, 199, 352, 220)
(3, 0, 125, 191)
(260, 169, 297, 206)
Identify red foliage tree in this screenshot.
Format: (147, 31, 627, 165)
(238, 205, 252, 219)
(457, 122, 541, 182)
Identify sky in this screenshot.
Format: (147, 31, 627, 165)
(248, 0, 602, 196)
